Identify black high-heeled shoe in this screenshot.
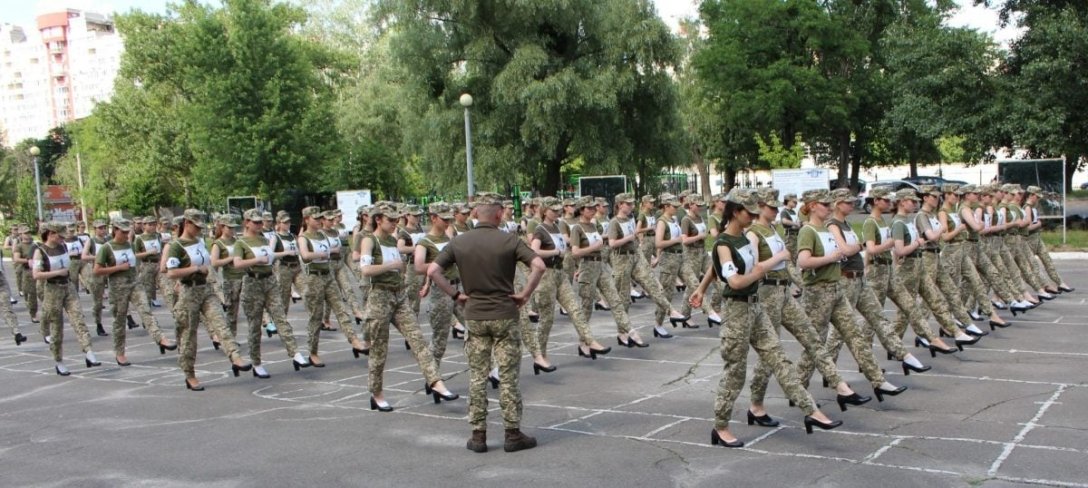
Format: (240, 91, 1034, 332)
(668, 315, 691, 327)
(158, 342, 178, 355)
(355, 317, 363, 325)
(804, 416, 843, 434)
(404, 340, 411, 351)
(55, 365, 70, 376)
(369, 397, 393, 412)
(14, 333, 27, 346)
(231, 362, 253, 377)
(836, 393, 872, 412)
(291, 296, 300, 304)
(939, 329, 951, 338)
(126, 315, 139, 330)
(116, 359, 132, 367)
(577, 346, 597, 360)
(653, 328, 673, 339)
(309, 356, 326, 368)
(887, 351, 895, 361)
(914, 337, 929, 349)
(594, 303, 611, 311)
(533, 362, 557, 375)
(676, 285, 687, 293)
(528, 313, 539, 323)
(953, 335, 979, 351)
(710, 429, 743, 448)
(85, 358, 101, 368)
(185, 379, 204, 391)
(617, 336, 633, 348)
(989, 320, 1010, 331)
(212, 340, 221, 351)
(487, 374, 499, 389)
(293, 359, 310, 371)
(902, 362, 931, 376)
(352, 347, 369, 358)
(1010, 305, 1029, 316)
(452, 327, 465, 340)
(928, 343, 957, 358)
(747, 410, 779, 427)
(266, 328, 276, 338)
(991, 300, 1008, 310)
(253, 369, 271, 379)
(708, 316, 722, 328)
(874, 385, 908, 402)
(432, 389, 460, 404)
(1058, 285, 1075, 293)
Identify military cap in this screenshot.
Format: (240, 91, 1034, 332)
(42, 221, 65, 233)
(476, 192, 504, 205)
(687, 194, 705, 206)
(183, 209, 208, 229)
(596, 198, 610, 208)
(640, 194, 656, 204)
(830, 188, 855, 203)
(222, 214, 242, 229)
(893, 189, 921, 202)
(405, 204, 424, 216)
(158, 217, 170, 225)
(92, 219, 107, 228)
(755, 187, 781, 207)
(725, 188, 760, 213)
(573, 196, 595, 209)
(659, 193, 680, 206)
(428, 202, 454, 219)
(541, 197, 563, 211)
(976, 185, 995, 196)
(869, 187, 892, 200)
(802, 189, 833, 204)
(1002, 183, 1023, 193)
(172, 216, 185, 227)
(65, 222, 78, 232)
(301, 206, 324, 219)
(373, 204, 402, 220)
(562, 198, 577, 207)
(1026, 185, 1043, 196)
(111, 217, 133, 231)
(614, 193, 635, 205)
(501, 200, 514, 209)
(678, 189, 694, 199)
(457, 203, 471, 214)
(783, 193, 798, 203)
(917, 184, 939, 196)
(941, 183, 960, 194)
(243, 209, 264, 222)
(956, 184, 976, 195)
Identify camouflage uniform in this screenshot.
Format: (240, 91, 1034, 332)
(36, 234, 93, 361)
(97, 231, 169, 357)
(654, 199, 712, 325)
(15, 238, 38, 320)
(680, 195, 717, 315)
(1023, 192, 1063, 287)
(133, 218, 163, 303)
(365, 287, 442, 394)
(466, 319, 523, 430)
(213, 216, 244, 336)
(887, 199, 961, 339)
(0, 270, 18, 338)
(299, 211, 359, 355)
(235, 230, 300, 364)
(83, 227, 109, 326)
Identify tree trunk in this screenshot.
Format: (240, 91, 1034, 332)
(724, 166, 737, 192)
(542, 132, 573, 196)
(836, 132, 850, 188)
(1065, 155, 1082, 192)
(909, 159, 918, 178)
(692, 142, 711, 198)
(850, 135, 862, 192)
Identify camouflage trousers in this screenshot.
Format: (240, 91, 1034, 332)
(108, 274, 165, 356)
(208, 267, 226, 303)
(562, 253, 576, 285)
(404, 263, 424, 316)
(715, 299, 816, 430)
(160, 273, 178, 310)
(466, 318, 523, 431)
(276, 263, 304, 317)
(959, 241, 1002, 316)
(352, 262, 373, 338)
(994, 237, 1032, 293)
(240, 274, 299, 364)
(639, 235, 655, 263)
(893, 256, 959, 339)
(798, 281, 887, 389)
(42, 281, 92, 361)
(1026, 232, 1062, 287)
(984, 236, 1025, 297)
(684, 245, 718, 316)
(827, 276, 909, 363)
(537, 267, 596, 353)
(68, 259, 84, 294)
(426, 282, 459, 366)
(1006, 235, 1045, 291)
(935, 243, 974, 325)
(221, 276, 242, 337)
(366, 286, 442, 394)
(611, 251, 672, 315)
(174, 282, 243, 376)
(785, 232, 805, 287)
(332, 259, 366, 323)
(750, 282, 843, 404)
(137, 261, 160, 302)
(577, 259, 632, 335)
(302, 270, 357, 355)
(1, 272, 20, 336)
(19, 267, 38, 319)
(84, 271, 106, 325)
(867, 261, 937, 342)
(655, 250, 710, 326)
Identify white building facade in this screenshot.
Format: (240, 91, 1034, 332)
(0, 8, 121, 147)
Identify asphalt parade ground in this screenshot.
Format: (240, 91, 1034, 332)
(1, 258, 1087, 488)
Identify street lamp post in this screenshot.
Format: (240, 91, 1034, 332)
(460, 93, 475, 199)
(30, 146, 43, 222)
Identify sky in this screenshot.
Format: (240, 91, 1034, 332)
(2, 0, 1022, 46)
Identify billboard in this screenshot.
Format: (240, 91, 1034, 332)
(578, 176, 627, 215)
(997, 159, 1065, 219)
(336, 189, 373, 231)
(771, 168, 829, 198)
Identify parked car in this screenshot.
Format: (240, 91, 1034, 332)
(861, 180, 920, 213)
(1079, 182, 1088, 190)
(902, 175, 969, 187)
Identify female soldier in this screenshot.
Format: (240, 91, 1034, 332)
(564, 197, 619, 358)
(635, 195, 658, 269)
(795, 189, 908, 402)
(33, 222, 101, 375)
(415, 203, 461, 367)
(80, 220, 110, 336)
(94, 218, 176, 366)
(1023, 187, 1073, 293)
(211, 215, 244, 337)
(956, 186, 1018, 329)
(62, 223, 85, 296)
(690, 188, 842, 447)
(13, 227, 38, 324)
(360, 205, 458, 411)
(233, 209, 310, 378)
(679, 195, 722, 325)
(745, 189, 874, 418)
(133, 217, 163, 308)
(165, 210, 252, 390)
(0, 227, 23, 344)
(398, 205, 427, 317)
(653, 194, 703, 336)
(1003, 185, 1056, 299)
(936, 185, 991, 336)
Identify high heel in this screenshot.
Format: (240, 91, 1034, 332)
(653, 328, 673, 339)
(928, 343, 957, 358)
(14, 333, 27, 346)
(528, 313, 539, 323)
(352, 347, 369, 358)
(533, 362, 557, 375)
(55, 365, 71, 376)
(913, 337, 929, 349)
(126, 315, 139, 330)
(85, 357, 101, 368)
(116, 359, 132, 367)
(451, 327, 465, 340)
(902, 362, 930, 376)
(747, 410, 780, 427)
(369, 397, 393, 412)
(253, 367, 271, 379)
(404, 340, 411, 351)
(708, 316, 722, 327)
(836, 393, 872, 412)
(355, 317, 363, 325)
(185, 379, 204, 391)
(309, 356, 325, 368)
(292, 355, 311, 371)
(886, 351, 894, 361)
(594, 303, 611, 311)
(939, 329, 950, 338)
(874, 385, 908, 402)
(231, 362, 253, 377)
(1010, 305, 1029, 316)
(212, 340, 221, 351)
(991, 300, 1008, 310)
(681, 321, 700, 329)
(668, 315, 691, 328)
(158, 342, 177, 355)
(989, 320, 1010, 330)
(710, 429, 743, 448)
(432, 389, 460, 404)
(804, 416, 843, 434)
(487, 374, 500, 389)
(618, 336, 633, 348)
(1058, 285, 1075, 293)
(964, 324, 989, 337)
(954, 336, 979, 350)
(577, 346, 597, 360)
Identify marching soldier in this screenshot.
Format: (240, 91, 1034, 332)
(33, 222, 101, 375)
(133, 217, 164, 308)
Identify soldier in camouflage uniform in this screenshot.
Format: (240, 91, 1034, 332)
(936, 184, 991, 336)
(415, 203, 461, 366)
(133, 217, 164, 307)
(914, 185, 982, 345)
(745, 189, 875, 413)
(397, 205, 427, 316)
(80, 220, 110, 336)
(297, 207, 366, 366)
(690, 188, 841, 448)
(652, 194, 707, 333)
(1003, 185, 1056, 300)
(33, 222, 101, 375)
(679, 195, 722, 325)
(94, 218, 177, 366)
(794, 189, 907, 399)
(165, 209, 252, 390)
(1023, 186, 1073, 292)
(61, 223, 85, 296)
(955, 186, 1017, 328)
(232, 209, 311, 378)
(211, 214, 244, 336)
(778, 193, 805, 288)
(349, 207, 374, 341)
(566, 196, 626, 356)
(13, 228, 39, 323)
(428, 192, 544, 453)
(360, 204, 458, 412)
(0, 226, 23, 344)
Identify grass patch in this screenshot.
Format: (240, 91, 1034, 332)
(1042, 229, 1088, 251)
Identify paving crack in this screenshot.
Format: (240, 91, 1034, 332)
(663, 346, 718, 387)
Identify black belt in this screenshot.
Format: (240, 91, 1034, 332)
(612, 249, 636, 255)
(47, 278, 70, 285)
(372, 283, 404, 292)
(449, 279, 461, 286)
(180, 277, 207, 287)
(246, 270, 274, 279)
(761, 278, 790, 286)
(663, 248, 683, 254)
(582, 256, 603, 262)
(725, 295, 758, 303)
(308, 268, 330, 275)
(871, 257, 892, 265)
(922, 248, 939, 253)
(841, 269, 863, 279)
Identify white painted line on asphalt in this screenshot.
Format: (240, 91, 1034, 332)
(996, 475, 1088, 488)
(743, 425, 784, 448)
(1053, 316, 1064, 323)
(641, 418, 689, 438)
(861, 437, 904, 464)
(987, 384, 1067, 477)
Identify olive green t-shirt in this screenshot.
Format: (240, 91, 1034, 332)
(165, 237, 211, 285)
(214, 236, 243, 279)
(827, 218, 863, 272)
(365, 233, 403, 287)
(301, 230, 332, 272)
(133, 232, 163, 263)
(680, 213, 707, 249)
(95, 240, 137, 279)
(797, 223, 841, 285)
(434, 222, 538, 320)
(234, 235, 275, 274)
(862, 216, 892, 263)
(659, 215, 683, 252)
(418, 232, 458, 280)
(915, 210, 940, 250)
(891, 214, 919, 257)
(532, 222, 565, 268)
(570, 221, 604, 258)
(637, 211, 657, 236)
(942, 205, 967, 243)
(712, 232, 758, 297)
(606, 216, 638, 253)
(747, 222, 788, 280)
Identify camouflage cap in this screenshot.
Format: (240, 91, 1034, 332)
(262, 211, 273, 221)
(171, 216, 185, 227)
(222, 214, 242, 229)
(977, 184, 995, 196)
(562, 197, 577, 207)
(659, 193, 680, 206)
(276, 212, 292, 223)
(92, 219, 107, 228)
(42, 221, 65, 233)
(456, 203, 471, 214)
(941, 183, 960, 194)
(802, 188, 833, 204)
(542, 196, 563, 211)
(183, 209, 207, 229)
(958, 184, 978, 195)
(614, 192, 635, 205)
(893, 189, 921, 202)
(500, 200, 514, 209)
(640, 194, 656, 204)
(475, 192, 503, 206)
(374, 204, 402, 220)
(1026, 185, 1043, 196)
(111, 217, 133, 231)
(159, 217, 170, 225)
(917, 184, 939, 196)
(575, 196, 596, 209)
(830, 188, 855, 203)
(1002, 183, 1023, 193)
(243, 209, 264, 222)
(678, 189, 694, 199)
(301, 206, 324, 219)
(783, 193, 798, 203)
(725, 188, 760, 213)
(428, 202, 454, 219)
(755, 187, 781, 207)
(405, 204, 424, 216)
(65, 222, 78, 232)
(18, 224, 31, 234)
(687, 194, 705, 206)
(869, 187, 893, 200)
